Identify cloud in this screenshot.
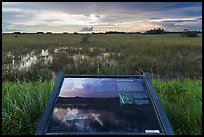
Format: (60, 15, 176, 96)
(147, 16, 201, 23)
(2, 7, 24, 13)
(162, 22, 202, 31)
(2, 23, 26, 32)
(3, 2, 201, 16)
(2, 2, 202, 32)
(151, 17, 202, 31)
(8, 24, 15, 30)
(5, 28, 26, 32)
(80, 26, 94, 32)
(149, 18, 161, 20)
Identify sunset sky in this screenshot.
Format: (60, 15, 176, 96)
(59, 78, 144, 98)
(2, 2, 202, 33)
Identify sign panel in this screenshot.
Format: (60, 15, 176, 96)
(35, 73, 174, 135)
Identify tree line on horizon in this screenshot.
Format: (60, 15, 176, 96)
(10, 28, 201, 37)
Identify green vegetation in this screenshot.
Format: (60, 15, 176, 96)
(153, 79, 202, 135)
(2, 79, 202, 135)
(2, 33, 202, 81)
(81, 34, 90, 43)
(2, 81, 54, 135)
(2, 33, 202, 135)
(181, 29, 199, 37)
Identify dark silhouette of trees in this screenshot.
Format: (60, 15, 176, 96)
(105, 31, 126, 34)
(35, 32, 44, 34)
(145, 28, 166, 34)
(12, 32, 21, 34)
(46, 32, 52, 34)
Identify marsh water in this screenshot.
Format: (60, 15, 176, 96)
(3, 34, 202, 81)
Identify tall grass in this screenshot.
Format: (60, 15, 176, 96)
(2, 81, 54, 135)
(153, 79, 202, 135)
(2, 79, 202, 135)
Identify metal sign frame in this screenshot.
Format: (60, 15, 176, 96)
(35, 72, 174, 135)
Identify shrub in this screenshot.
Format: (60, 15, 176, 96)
(81, 34, 90, 43)
(181, 29, 198, 37)
(145, 28, 166, 34)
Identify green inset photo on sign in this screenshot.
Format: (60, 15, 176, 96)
(119, 92, 149, 105)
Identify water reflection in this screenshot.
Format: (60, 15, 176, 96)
(9, 50, 53, 71)
(52, 107, 104, 131)
(47, 97, 162, 133)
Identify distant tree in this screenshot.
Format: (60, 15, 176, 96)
(74, 31, 78, 34)
(12, 32, 21, 34)
(181, 29, 198, 37)
(81, 34, 90, 43)
(145, 28, 166, 34)
(63, 32, 68, 34)
(46, 32, 52, 34)
(35, 32, 44, 34)
(105, 31, 126, 34)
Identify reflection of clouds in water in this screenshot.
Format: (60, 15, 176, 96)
(90, 113, 103, 126)
(53, 107, 104, 130)
(50, 105, 155, 132)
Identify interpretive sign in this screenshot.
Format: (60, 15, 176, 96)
(35, 72, 174, 135)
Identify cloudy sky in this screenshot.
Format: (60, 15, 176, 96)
(2, 2, 202, 33)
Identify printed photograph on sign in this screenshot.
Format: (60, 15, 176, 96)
(46, 77, 163, 133)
